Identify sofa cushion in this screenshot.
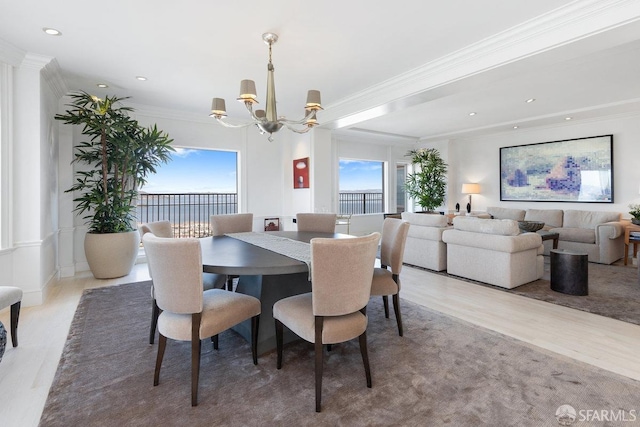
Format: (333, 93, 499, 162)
(550, 227, 596, 244)
(453, 217, 520, 236)
(524, 209, 563, 230)
(563, 210, 621, 229)
(486, 207, 526, 221)
(401, 212, 448, 227)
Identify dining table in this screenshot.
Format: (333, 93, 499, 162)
(200, 230, 353, 355)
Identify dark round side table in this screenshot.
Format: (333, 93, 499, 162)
(550, 249, 588, 295)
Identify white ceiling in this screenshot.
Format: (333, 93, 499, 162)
(1, 0, 639, 143)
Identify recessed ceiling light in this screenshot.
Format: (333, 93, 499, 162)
(468, 112, 476, 116)
(565, 117, 572, 121)
(525, 98, 535, 103)
(136, 76, 147, 81)
(43, 27, 62, 36)
(513, 126, 519, 129)
(97, 83, 108, 88)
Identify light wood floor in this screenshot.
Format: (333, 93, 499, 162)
(1, 262, 639, 426)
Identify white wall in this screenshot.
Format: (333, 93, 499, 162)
(447, 112, 640, 217)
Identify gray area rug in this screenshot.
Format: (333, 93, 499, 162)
(420, 259, 640, 326)
(39, 281, 639, 426)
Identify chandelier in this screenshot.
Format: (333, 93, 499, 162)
(209, 32, 322, 142)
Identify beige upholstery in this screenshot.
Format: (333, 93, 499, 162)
(401, 212, 448, 271)
(484, 207, 624, 263)
(210, 213, 253, 236)
(442, 217, 544, 289)
(370, 218, 410, 336)
(209, 213, 254, 291)
(0, 286, 23, 347)
(296, 213, 337, 233)
(139, 220, 226, 345)
(143, 234, 261, 406)
(273, 232, 380, 412)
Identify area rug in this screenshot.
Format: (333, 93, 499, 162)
(39, 281, 639, 426)
(418, 259, 640, 326)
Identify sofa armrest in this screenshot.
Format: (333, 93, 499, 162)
(595, 221, 624, 244)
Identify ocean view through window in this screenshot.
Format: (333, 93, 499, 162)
(339, 159, 384, 214)
(137, 148, 238, 237)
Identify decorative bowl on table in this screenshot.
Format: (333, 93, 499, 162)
(518, 221, 545, 233)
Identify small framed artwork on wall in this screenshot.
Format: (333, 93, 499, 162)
(293, 157, 309, 189)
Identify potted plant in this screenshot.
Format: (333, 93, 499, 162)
(56, 92, 174, 278)
(405, 148, 448, 213)
(629, 204, 640, 225)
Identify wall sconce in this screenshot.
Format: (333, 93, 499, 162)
(461, 183, 481, 213)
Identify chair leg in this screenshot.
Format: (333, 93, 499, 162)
(382, 295, 389, 318)
(226, 276, 234, 291)
(10, 301, 20, 347)
(358, 331, 372, 388)
(275, 318, 284, 369)
(392, 293, 403, 337)
(251, 315, 259, 365)
(154, 334, 167, 386)
(315, 316, 324, 413)
(212, 335, 219, 350)
(191, 313, 202, 407)
(149, 299, 160, 345)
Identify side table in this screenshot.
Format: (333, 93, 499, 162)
(624, 223, 640, 265)
(537, 230, 559, 249)
(550, 249, 588, 295)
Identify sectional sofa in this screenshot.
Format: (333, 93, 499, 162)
(442, 216, 544, 289)
(485, 207, 625, 264)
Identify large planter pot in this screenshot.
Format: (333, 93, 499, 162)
(84, 230, 140, 279)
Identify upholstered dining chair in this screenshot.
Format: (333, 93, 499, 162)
(0, 286, 23, 347)
(143, 233, 261, 406)
(140, 221, 227, 344)
(295, 213, 337, 233)
(370, 218, 410, 336)
(274, 232, 380, 412)
(210, 213, 254, 290)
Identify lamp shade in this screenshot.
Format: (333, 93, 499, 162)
(238, 79, 257, 102)
(461, 183, 480, 194)
(210, 98, 227, 117)
(305, 90, 322, 110)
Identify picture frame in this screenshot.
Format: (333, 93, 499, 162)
(500, 135, 613, 203)
(264, 218, 280, 231)
(293, 157, 309, 189)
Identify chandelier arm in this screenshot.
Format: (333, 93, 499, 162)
(243, 101, 267, 123)
(282, 122, 313, 134)
(278, 109, 318, 125)
(214, 116, 255, 129)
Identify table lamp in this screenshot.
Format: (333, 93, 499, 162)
(461, 183, 481, 214)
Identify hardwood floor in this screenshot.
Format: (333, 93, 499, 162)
(1, 262, 639, 426)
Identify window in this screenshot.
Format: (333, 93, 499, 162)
(338, 159, 384, 214)
(137, 148, 238, 237)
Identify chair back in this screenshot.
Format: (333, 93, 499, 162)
(139, 220, 173, 238)
(296, 213, 337, 233)
(143, 234, 204, 314)
(380, 218, 410, 274)
(311, 232, 380, 316)
(210, 213, 253, 236)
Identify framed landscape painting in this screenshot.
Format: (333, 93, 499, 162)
(500, 135, 613, 203)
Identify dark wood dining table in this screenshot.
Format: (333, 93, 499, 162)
(199, 231, 352, 354)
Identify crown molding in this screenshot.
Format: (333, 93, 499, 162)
(41, 58, 68, 99)
(424, 98, 640, 143)
(322, 0, 640, 129)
